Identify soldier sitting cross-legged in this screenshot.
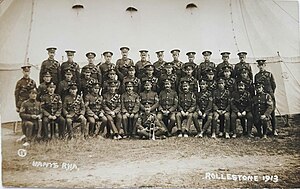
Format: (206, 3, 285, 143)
(136, 103, 167, 140)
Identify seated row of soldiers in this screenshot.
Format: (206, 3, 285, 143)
(15, 47, 277, 146)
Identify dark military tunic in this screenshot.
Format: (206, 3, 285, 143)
(254, 70, 276, 97)
(116, 58, 134, 81)
(81, 63, 102, 84)
(85, 93, 104, 116)
(231, 90, 252, 113)
(40, 93, 62, 117)
(170, 60, 183, 78)
(102, 93, 121, 114)
(196, 61, 216, 80)
(252, 92, 273, 120)
(158, 89, 178, 112)
(140, 91, 159, 112)
(61, 61, 80, 83)
(135, 60, 151, 79)
(178, 91, 196, 113)
(57, 80, 73, 100)
(153, 60, 167, 77)
(234, 61, 252, 79)
(40, 58, 61, 85)
(20, 99, 42, 121)
(15, 77, 37, 109)
(62, 94, 85, 117)
(121, 92, 140, 114)
(195, 89, 213, 114)
(213, 89, 230, 111)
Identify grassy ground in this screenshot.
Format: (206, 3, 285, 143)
(2, 115, 300, 188)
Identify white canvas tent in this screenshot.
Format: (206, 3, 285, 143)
(0, 0, 299, 123)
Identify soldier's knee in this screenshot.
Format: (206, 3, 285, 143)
(24, 121, 34, 127)
(231, 112, 237, 119)
(192, 112, 198, 119)
(224, 112, 230, 119)
(88, 117, 95, 124)
(66, 118, 73, 125)
(101, 116, 108, 123)
(170, 115, 176, 122)
(156, 113, 163, 120)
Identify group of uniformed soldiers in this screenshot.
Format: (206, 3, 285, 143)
(15, 46, 278, 146)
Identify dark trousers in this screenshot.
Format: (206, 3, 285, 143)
(231, 112, 253, 135)
(42, 116, 65, 139)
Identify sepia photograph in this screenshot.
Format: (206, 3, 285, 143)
(1, 0, 300, 188)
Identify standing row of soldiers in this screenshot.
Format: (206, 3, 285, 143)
(15, 47, 277, 146)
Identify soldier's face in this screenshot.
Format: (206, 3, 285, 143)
(121, 51, 128, 58)
(204, 55, 210, 61)
(65, 74, 73, 81)
(258, 64, 266, 71)
(241, 72, 248, 78)
(172, 53, 179, 61)
(238, 85, 245, 92)
(182, 83, 190, 92)
(207, 74, 214, 80)
(48, 52, 55, 59)
(164, 82, 171, 89)
(47, 87, 55, 94)
(43, 76, 51, 83)
(22, 70, 30, 77)
(145, 69, 154, 76)
(105, 55, 112, 62)
(29, 92, 37, 100)
(128, 70, 135, 77)
(141, 54, 147, 61)
(218, 82, 225, 89)
(70, 89, 77, 95)
(144, 83, 152, 91)
(92, 87, 100, 94)
(145, 106, 151, 113)
(67, 55, 74, 62)
(85, 73, 91, 79)
(188, 56, 195, 62)
(126, 85, 134, 92)
(109, 86, 117, 93)
(185, 68, 193, 76)
(108, 72, 116, 79)
(239, 55, 246, 62)
(200, 83, 207, 90)
(256, 86, 263, 93)
(88, 57, 94, 64)
(222, 56, 229, 62)
(224, 71, 231, 78)
(165, 67, 173, 74)
(157, 54, 164, 61)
